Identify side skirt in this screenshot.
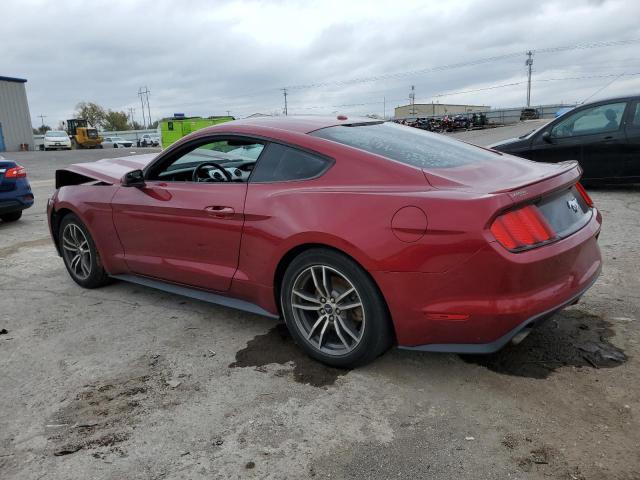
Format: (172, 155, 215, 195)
(110, 274, 280, 319)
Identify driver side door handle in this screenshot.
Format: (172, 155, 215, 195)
(204, 205, 235, 218)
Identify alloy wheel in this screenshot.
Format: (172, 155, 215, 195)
(61, 223, 92, 280)
(290, 265, 365, 356)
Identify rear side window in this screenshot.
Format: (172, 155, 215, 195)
(250, 143, 331, 182)
(631, 103, 640, 128)
(311, 122, 498, 169)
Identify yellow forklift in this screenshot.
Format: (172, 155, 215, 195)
(65, 119, 103, 149)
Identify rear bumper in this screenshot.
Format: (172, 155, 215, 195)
(374, 209, 602, 350)
(399, 273, 598, 354)
(0, 181, 34, 214)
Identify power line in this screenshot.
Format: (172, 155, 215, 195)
(580, 72, 627, 104)
(147, 40, 640, 115)
(289, 72, 640, 112)
(284, 39, 640, 91)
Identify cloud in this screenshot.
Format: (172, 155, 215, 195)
(3, 0, 639, 126)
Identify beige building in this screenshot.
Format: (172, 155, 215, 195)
(394, 103, 490, 119)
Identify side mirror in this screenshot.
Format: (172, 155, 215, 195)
(121, 169, 146, 188)
(541, 131, 553, 143)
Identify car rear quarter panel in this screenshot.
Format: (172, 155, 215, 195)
(231, 142, 518, 316)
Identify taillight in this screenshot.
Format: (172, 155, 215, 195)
(490, 205, 556, 251)
(5, 166, 27, 178)
(575, 182, 593, 208)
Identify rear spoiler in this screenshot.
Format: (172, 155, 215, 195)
(495, 160, 581, 194)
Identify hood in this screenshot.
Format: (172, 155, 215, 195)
(423, 155, 580, 194)
(64, 153, 157, 184)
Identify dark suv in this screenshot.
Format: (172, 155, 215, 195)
(492, 95, 640, 184)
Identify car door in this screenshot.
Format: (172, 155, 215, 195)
(527, 101, 628, 180)
(111, 136, 265, 292)
(576, 101, 628, 180)
(624, 100, 640, 180)
(527, 126, 583, 165)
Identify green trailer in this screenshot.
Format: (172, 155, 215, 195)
(159, 115, 234, 149)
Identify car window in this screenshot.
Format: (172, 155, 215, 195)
(551, 102, 626, 138)
(311, 122, 499, 169)
(250, 143, 332, 183)
(149, 138, 265, 182)
(631, 103, 640, 128)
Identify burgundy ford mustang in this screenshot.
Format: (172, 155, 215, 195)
(47, 116, 602, 367)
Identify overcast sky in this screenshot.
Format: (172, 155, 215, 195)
(4, 0, 640, 128)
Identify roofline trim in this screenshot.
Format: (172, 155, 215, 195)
(0, 75, 27, 83)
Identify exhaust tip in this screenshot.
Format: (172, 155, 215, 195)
(511, 326, 534, 345)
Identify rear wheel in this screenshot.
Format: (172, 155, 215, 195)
(59, 214, 110, 288)
(280, 248, 393, 368)
(0, 211, 22, 222)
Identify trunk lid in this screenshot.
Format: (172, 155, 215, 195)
(422, 155, 580, 196)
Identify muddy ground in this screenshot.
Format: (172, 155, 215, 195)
(0, 131, 638, 479)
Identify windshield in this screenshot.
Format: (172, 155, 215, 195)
(46, 131, 67, 137)
(311, 122, 499, 169)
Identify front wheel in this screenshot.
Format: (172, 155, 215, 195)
(58, 214, 110, 288)
(280, 248, 393, 368)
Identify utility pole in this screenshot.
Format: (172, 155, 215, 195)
(410, 85, 416, 116)
(226, 110, 231, 117)
(281, 88, 288, 116)
(138, 86, 151, 127)
(525, 51, 533, 107)
(144, 86, 151, 127)
(128, 107, 136, 127)
(383, 96, 386, 119)
(38, 114, 47, 128)
(138, 87, 147, 128)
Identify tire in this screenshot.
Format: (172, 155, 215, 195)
(280, 248, 393, 368)
(58, 213, 110, 288)
(0, 211, 22, 222)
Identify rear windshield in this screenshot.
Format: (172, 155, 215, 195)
(311, 122, 498, 169)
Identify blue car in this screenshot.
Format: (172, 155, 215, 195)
(0, 159, 34, 222)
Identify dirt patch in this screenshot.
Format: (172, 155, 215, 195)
(500, 433, 586, 479)
(0, 237, 52, 259)
(47, 354, 186, 457)
(461, 309, 627, 379)
(229, 323, 348, 387)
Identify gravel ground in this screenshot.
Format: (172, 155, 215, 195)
(0, 129, 638, 480)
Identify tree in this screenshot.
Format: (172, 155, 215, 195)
(103, 110, 130, 131)
(33, 125, 51, 134)
(147, 120, 159, 129)
(130, 120, 144, 130)
(75, 101, 106, 128)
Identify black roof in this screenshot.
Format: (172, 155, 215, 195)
(0, 75, 27, 83)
